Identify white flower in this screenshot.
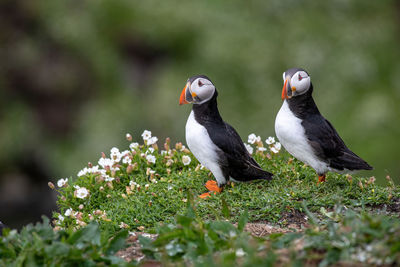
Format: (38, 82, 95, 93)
(77, 165, 100, 177)
(161, 150, 167, 155)
(75, 187, 89, 199)
(167, 185, 173, 191)
(93, 165, 100, 172)
(266, 136, 275, 145)
(57, 178, 68, 187)
(126, 133, 132, 141)
(129, 180, 137, 186)
(180, 145, 186, 152)
(275, 142, 281, 150)
(112, 154, 122, 163)
(236, 248, 246, 257)
(105, 177, 114, 182)
(110, 147, 122, 162)
(110, 147, 119, 155)
(248, 133, 257, 144)
(145, 184, 150, 189)
(120, 150, 130, 157)
(58, 214, 65, 222)
(64, 208, 73, 217)
(122, 156, 132, 164)
(257, 147, 267, 152)
(146, 147, 155, 154)
(147, 136, 158, 145)
(77, 168, 88, 177)
(270, 142, 282, 154)
(141, 130, 152, 141)
(146, 154, 156, 164)
(98, 158, 114, 168)
(129, 143, 139, 150)
(244, 143, 253, 154)
(182, 155, 191, 166)
(248, 134, 261, 145)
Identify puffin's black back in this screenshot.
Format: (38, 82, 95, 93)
(287, 84, 372, 171)
(193, 91, 273, 181)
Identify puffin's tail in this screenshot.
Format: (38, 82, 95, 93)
(248, 158, 274, 180)
(256, 169, 274, 180)
(331, 151, 373, 171)
(243, 164, 274, 181)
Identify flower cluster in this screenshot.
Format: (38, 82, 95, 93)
(244, 134, 282, 156)
(51, 130, 198, 230)
(265, 137, 281, 154)
(142, 130, 158, 146)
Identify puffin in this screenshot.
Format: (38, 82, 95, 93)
(179, 75, 273, 196)
(275, 68, 372, 183)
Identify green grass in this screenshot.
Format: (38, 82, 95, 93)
(52, 133, 400, 235)
(2, 132, 399, 266)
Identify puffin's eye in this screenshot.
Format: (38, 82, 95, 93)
(298, 73, 303, 81)
(198, 80, 204, 87)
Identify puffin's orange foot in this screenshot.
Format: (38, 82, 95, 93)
(317, 175, 326, 184)
(199, 192, 211, 199)
(199, 191, 217, 199)
(205, 180, 222, 192)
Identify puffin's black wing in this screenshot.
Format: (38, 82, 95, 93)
(302, 114, 372, 171)
(206, 121, 273, 181)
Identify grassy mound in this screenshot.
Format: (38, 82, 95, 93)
(2, 130, 399, 266)
(51, 131, 399, 235)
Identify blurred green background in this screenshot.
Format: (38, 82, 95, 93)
(1, 0, 399, 228)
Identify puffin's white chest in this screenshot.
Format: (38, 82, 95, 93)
(275, 101, 328, 174)
(185, 111, 227, 185)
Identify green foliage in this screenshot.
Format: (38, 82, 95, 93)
(269, 205, 400, 266)
(53, 133, 400, 236)
(140, 203, 400, 266)
(140, 200, 275, 266)
(0, 217, 133, 267)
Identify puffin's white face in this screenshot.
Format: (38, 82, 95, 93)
(179, 76, 216, 105)
(281, 69, 311, 100)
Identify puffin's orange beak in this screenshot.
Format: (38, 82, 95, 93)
(179, 83, 189, 105)
(281, 79, 288, 100)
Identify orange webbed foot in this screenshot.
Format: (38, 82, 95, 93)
(198, 191, 217, 199)
(205, 180, 222, 192)
(199, 180, 222, 199)
(317, 175, 326, 184)
(199, 192, 211, 199)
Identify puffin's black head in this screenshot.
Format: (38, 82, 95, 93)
(281, 68, 311, 100)
(179, 75, 216, 105)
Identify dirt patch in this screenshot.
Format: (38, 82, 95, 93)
(244, 210, 309, 237)
(115, 232, 157, 264)
(368, 197, 400, 214)
(243, 222, 298, 237)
